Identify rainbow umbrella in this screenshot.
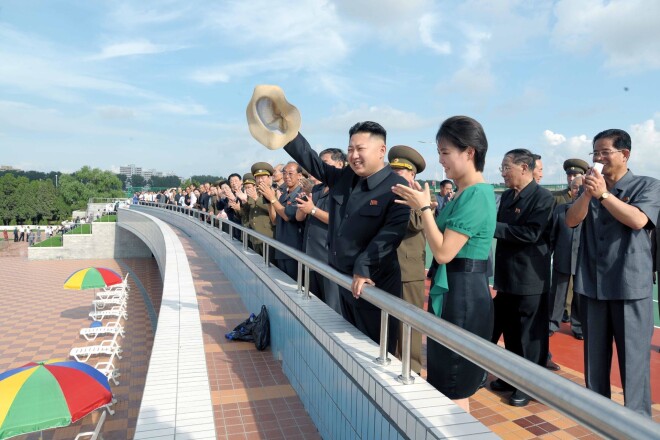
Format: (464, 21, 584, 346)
(0, 359, 112, 439)
(63, 267, 122, 290)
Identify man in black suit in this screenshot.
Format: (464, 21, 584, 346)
(283, 122, 410, 352)
(490, 148, 555, 407)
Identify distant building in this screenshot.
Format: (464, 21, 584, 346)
(0, 165, 21, 171)
(119, 164, 143, 177)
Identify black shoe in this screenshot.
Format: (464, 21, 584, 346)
(509, 390, 531, 407)
(545, 359, 561, 371)
(561, 310, 570, 323)
(572, 331, 584, 340)
(490, 379, 514, 392)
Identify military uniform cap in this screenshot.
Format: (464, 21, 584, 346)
(242, 173, 256, 185)
(388, 145, 426, 174)
(251, 162, 274, 177)
(563, 158, 589, 175)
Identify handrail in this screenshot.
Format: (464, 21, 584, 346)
(136, 201, 659, 440)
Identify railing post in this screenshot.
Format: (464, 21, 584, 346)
(304, 266, 310, 299)
(243, 230, 248, 250)
(397, 323, 414, 384)
(264, 244, 270, 267)
(297, 261, 303, 294)
(229, 224, 233, 240)
(374, 310, 391, 365)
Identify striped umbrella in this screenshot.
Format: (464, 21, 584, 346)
(63, 267, 122, 290)
(0, 359, 112, 439)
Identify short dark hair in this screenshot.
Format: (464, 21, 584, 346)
(505, 148, 536, 170)
(532, 154, 542, 161)
(439, 179, 453, 187)
(228, 173, 241, 182)
(593, 129, 632, 151)
(319, 148, 347, 164)
(436, 116, 488, 172)
(348, 121, 386, 143)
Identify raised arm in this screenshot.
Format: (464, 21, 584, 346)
(284, 133, 343, 187)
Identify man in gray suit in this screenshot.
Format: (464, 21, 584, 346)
(567, 129, 660, 416)
(549, 177, 583, 339)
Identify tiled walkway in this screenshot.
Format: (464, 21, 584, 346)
(174, 229, 322, 440)
(1, 234, 659, 440)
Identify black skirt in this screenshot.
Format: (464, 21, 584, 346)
(427, 259, 494, 399)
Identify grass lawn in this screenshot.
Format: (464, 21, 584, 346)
(95, 214, 117, 222)
(33, 236, 62, 247)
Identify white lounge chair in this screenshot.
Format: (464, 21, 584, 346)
(80, 321, 124, 341)
(74, 409, 107, 440)
(70, 332, 122, 363)
(96, 288, 128, 301)
(92, 297, 126, 312)
(95, 351, 121, 387)
(89, 307, 127, 322)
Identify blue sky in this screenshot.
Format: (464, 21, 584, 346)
(1, 0, 658, 184)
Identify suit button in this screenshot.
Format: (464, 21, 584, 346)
(344, 214, 349, 219)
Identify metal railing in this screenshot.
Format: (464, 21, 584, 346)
(136, 201, 659, 440)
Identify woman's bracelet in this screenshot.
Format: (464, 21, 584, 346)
(420, 205, 432, 212)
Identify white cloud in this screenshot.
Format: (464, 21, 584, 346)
(108, 2, 192, 28)
(317, 105, 431, 133)
(147, 102, 208, 116)
(90, 40, 186, 60)
(552, 0, 660, 72)
(543, 130, 566, 146)
(419, 13, 451, 55)
(628, 116, 660, 177)
(96, 106, 137, 120)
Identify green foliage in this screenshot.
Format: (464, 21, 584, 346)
(0, 167, 123, 224)
(189, 175, 224, 187)
(33, 235, 62, 247)
(130, 174, 146, 187)
(150, 175, 181, 188)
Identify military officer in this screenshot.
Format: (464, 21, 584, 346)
(550, 158, 589, 324)
(552, 159, 589, 205)
(389, 145, 427, 374)
(245, 162, 276, 256)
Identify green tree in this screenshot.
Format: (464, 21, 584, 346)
(116, 173, 128, 189)
(58, 167, 123, 211)
(151, 175, 181, 188)
(0, 174, 32, 224)
(190, 175, 223, 186)
(130, 174, 146, 187)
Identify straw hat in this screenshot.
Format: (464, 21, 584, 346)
(246, 85, 301, 150)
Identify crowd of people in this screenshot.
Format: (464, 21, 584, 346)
(136, 88, 659, 417)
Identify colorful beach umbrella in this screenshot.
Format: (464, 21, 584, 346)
(0, 359, 112, 439)
(63, 267, 122, 290)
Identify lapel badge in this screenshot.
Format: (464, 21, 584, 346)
(370, 199, 378, 206)
(514, 208, 521, 214)
(622, 196, 630, 203)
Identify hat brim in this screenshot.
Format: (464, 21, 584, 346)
(246, 85, 301, 150)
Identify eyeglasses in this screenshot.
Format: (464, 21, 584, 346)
(589, 149, 625, 158)
(498, 166, 510, 173)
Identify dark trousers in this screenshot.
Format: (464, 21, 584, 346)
(276, 259, 298, 281)
(338, 287, 398, 354)
(492, 292, 548, 367)
(549, 270, 581, 333)
(582, 295, 653, 416)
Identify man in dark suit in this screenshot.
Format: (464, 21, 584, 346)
(490, 149, 555, 407)
(283, 122, 410, 352)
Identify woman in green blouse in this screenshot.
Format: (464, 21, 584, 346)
(392, 116, 496, 412)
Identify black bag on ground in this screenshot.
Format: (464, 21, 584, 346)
(225, 313, 256, 342)
(253, 305, 270, 351)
